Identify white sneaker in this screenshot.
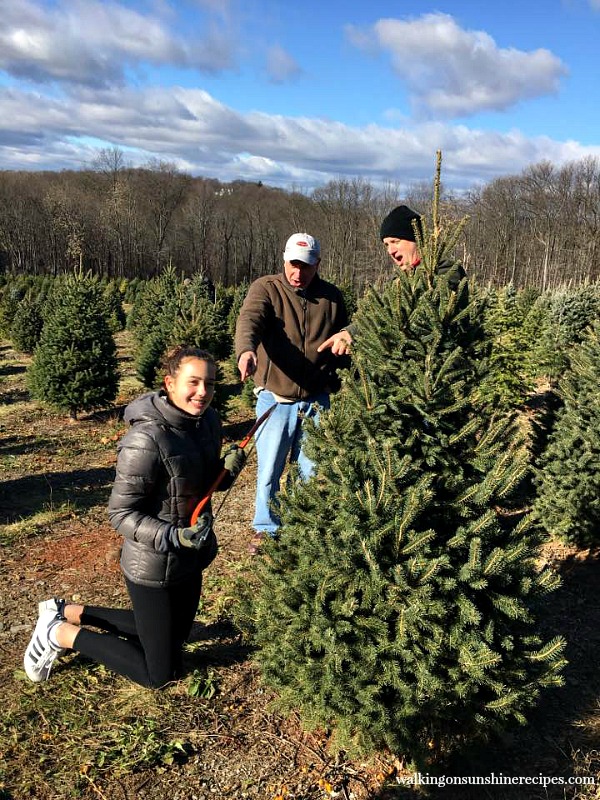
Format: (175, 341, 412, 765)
(23, 604, 66, 683)
(38, 597, 66, 618)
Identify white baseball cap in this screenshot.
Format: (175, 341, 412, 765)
(283, 233, 320, 265)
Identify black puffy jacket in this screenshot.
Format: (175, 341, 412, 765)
(108, 391, 225, 588)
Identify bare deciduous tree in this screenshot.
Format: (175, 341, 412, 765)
(2, 153, 600, 291)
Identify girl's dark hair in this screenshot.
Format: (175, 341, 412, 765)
(161, 345, 216, 378)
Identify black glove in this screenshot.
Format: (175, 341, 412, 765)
(223, 444, 246, 478)
(171, 511, 213, 550)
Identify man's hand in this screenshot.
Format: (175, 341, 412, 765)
(317, 329, 352, 356)
(223, 444, 246, 478)
(173, 512, 214, 549)
(238, 351, 257, 381)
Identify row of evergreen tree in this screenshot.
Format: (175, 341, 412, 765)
(1, 268, 599, 549)
(2, 268, 599, 404)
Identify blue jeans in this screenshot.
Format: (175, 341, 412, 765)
(252, 389, 330, 534)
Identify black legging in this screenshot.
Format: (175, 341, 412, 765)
(72, 575, 203, 688)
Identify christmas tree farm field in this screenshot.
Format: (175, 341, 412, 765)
(1, 333, 600, 799)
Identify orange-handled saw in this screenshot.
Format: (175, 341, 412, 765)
(190, 402, 277, 525)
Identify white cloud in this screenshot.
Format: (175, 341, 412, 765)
(0, 83, 598, 190)
(0, 0, 238, 87)
(265, 45, 303, 84)
(346, 12, 567, 118)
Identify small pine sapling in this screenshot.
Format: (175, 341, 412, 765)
(28, 272, 118, 418)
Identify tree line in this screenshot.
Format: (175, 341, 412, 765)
(1, 149, 600, 291)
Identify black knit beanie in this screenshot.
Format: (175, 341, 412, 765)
(379, 205, 422, 242)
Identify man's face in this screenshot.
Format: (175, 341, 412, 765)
(382, 237, 419, 272)
(284, 259, 319, 289)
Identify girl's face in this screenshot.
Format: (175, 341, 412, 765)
(164, 357, 216, 416)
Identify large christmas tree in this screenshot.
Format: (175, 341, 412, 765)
(250, 155, 565, 760)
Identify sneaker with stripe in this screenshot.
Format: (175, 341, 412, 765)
(38, 597, 66, 618)
(23, 601, 66, 683)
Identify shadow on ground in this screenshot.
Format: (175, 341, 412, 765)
(184, 619, 253, 672)
(82, 405, 128, 423)
(0, 363, 26, 378)
(0, 387, 30, 405)
(0, 434, 56, 458)
(0, 467, 114, 522)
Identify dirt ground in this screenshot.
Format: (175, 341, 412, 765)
(2, 339, 600, 800)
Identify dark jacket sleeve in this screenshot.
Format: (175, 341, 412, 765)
(234, 280, 272, 360)
(108, 428, 171, 552)
(437, 260, 467, 291)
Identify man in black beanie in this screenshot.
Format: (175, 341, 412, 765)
(318, 204, 466, 356)
(379, 204, 423, 272)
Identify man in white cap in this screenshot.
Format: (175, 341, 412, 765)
(235, 233, 348, 551)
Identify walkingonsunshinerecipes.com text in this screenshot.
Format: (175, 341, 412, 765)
(396, 772, 595, 789)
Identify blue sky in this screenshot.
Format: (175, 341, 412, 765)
(1, 0, 599, 192)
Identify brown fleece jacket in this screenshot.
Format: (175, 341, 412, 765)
(234, 271, 348, 401)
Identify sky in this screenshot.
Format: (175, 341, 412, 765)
(1, 0, 600, 193)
